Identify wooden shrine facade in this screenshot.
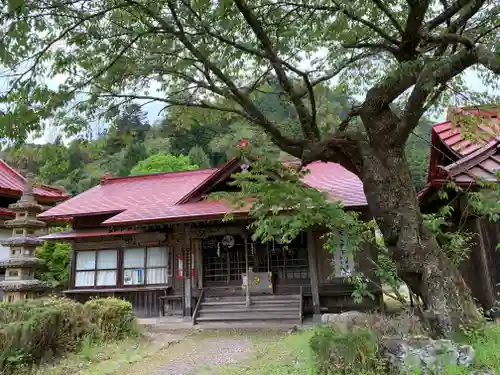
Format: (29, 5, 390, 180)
(56, 220, 381, 318)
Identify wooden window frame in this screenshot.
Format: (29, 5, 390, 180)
(72, 246, 171, 289)
(74, 249, 118, 289)
(122, 247, 170, 287)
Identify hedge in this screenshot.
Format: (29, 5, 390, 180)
(0, 297, 138, 372)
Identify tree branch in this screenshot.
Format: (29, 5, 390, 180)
(400, 48, 479, 141)
(476, 45, 500, 73)
(4, 3, 129, 95)
(297, 52, 376, 98)
(425, 0, 475, 31)
(233, 0, 319, 141)
(121, 0, 303, 157)
(338, 106, 362, 132)
(398, 0, 431, 61)
(448, 0, 486, 32)
(370, 0, 405, 35)
(420, 32, 475, 49)
(342, 42, 399, 54)
(278, 1, 400, 45)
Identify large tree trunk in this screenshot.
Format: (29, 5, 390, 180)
(357, 138, 480, 337)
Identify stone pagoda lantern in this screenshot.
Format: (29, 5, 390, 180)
(0, 173, 47, 302)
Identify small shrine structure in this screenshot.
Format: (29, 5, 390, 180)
(0, 173, 48, 301)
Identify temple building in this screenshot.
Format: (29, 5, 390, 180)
(39, 156, 382, 324)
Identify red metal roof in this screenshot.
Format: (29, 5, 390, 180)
(419, 106, 500, 202)
(40, 228, 142, 240)
(302, 162, 367, 207)
(39, 168, 217, 219)
(440, 141, 500, 183)
(0, 160, 69, 200)
(432, 107, 500, 157)
(40, 160, 367, 226)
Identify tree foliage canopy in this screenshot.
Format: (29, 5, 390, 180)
(129, 153, 198, 175)
(0, 0, 498, 147)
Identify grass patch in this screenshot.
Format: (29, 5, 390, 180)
(31, 337, 155, 375)
(461, 323, 500, 373)
(211, 330, 315, 375)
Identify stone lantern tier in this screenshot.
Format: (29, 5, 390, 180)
(8, 200, 44, 213)
(1, 236, 44, 247)
(0, 236, 44, 262)
(0, 257, 42, 268)
(0, 279, 47, 292)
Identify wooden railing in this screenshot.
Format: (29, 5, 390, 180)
(192, 288, 205, 325)
(299, 285, 303, 324)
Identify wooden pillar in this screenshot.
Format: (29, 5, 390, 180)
(244, 234, 251, 306)
(194, 238, 203, 289)
(307, 230, 321, 316)
(475, 218, 496, 309)
(183, 225, 192, 317)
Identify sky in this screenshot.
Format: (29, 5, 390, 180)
(1, 59, 497, 145)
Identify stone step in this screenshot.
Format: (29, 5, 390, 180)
(205, 294, 301, 302)
(201, 302, 298, 310)
(198, 306, 299, 314)
(196, 322, 297, 330)
(196, 312, 300, 322)
(201, 300, 299, 308)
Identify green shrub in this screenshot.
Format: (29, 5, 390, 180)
(309, 325, 383, 375)
(0, 297, 138, 373)
(84, 297, 138, 341)
(0, 297, 91, 372)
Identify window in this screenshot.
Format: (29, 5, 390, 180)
(333, 248, 355, 278)
(75, 250, 118, 287)
(123, 247, 169, 285)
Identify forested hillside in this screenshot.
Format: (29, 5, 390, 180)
(0, 85, 433, 195)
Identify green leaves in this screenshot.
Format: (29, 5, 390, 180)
(212, 150, 377, 301)
(129, 153, 198, 175)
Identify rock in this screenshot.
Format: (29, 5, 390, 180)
(381, 336, 476, 374)
(321, 311, 372, 332)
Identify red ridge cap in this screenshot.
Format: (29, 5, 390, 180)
(176, 158, 240, 204)
(101, 167, 217, 185)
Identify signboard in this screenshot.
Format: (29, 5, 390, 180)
(242, 271, 273, 293)
(123, 269, 144, 285)
(178, 255, 183, 278)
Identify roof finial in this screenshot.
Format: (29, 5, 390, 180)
(238, 139, 249, 148)
(20, 172, 35, 203)
(101, 173, 113, 184)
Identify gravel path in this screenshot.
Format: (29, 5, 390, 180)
(155, 337, 252, 375)
(115, 333, 254, 375)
